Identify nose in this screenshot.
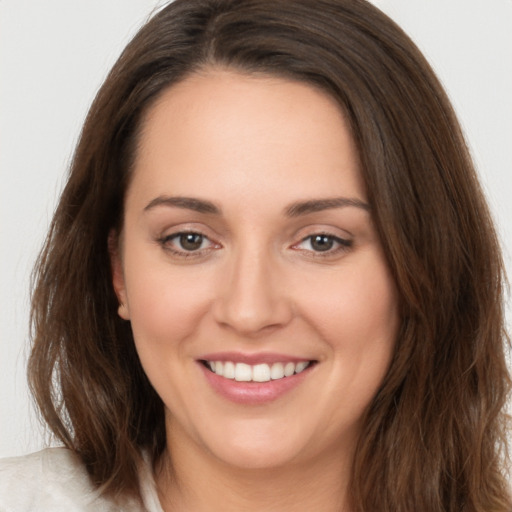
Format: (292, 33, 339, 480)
(212, 246, 294, 336)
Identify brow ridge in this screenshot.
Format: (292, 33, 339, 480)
(144, 196, 221, 215)
(285, 197, 370, 217)
(143, 195, 370, 217)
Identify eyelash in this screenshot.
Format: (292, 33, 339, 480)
(292, 233, 353, 258)
(157, 231, 217, 259)
(157, 231, 353, 259)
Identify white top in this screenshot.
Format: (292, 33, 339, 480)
(0, 448, 164, 512)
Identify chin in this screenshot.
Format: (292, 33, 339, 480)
(210, 440, 303, 471)
(195, 417, 325, 471)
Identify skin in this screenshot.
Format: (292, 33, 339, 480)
(111, 69, 399, 512)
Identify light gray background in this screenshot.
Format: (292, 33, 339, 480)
(1, 0, 511, 457)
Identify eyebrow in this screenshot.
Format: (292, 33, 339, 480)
(143, 195, 370, 216)
(144, 196, 221, 214)
(284, 197, 370, 217)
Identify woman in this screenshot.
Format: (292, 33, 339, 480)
(1, 0, 510, 510)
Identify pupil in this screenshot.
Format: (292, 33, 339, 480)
(180, 233, 203, 251)
(311, 235, 333, 252)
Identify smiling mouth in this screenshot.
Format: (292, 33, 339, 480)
(200, 360, 316, 383)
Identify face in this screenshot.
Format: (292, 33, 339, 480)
(112, 70, 399, 471)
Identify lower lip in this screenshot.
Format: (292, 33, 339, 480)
(198, 362, 313, 405)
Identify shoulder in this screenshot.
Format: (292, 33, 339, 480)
(0, 448, 126, 512)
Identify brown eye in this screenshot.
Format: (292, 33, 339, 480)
(293, 233, 353, 257)
(310, 234, 335, 252)
(178, 233, 204, 251)
(158, 231, 218, 258)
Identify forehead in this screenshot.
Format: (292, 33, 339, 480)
(129, 69, 366, 210)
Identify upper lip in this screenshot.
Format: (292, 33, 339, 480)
(198, 352, 315, 365)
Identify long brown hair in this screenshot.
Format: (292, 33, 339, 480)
(28, 0, 511, 509)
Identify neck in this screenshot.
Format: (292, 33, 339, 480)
(155, 422, 354, 512)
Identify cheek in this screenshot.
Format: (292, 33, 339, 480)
(123, 256, 215, 347)
(297, 254, 398, 359)
(122, 261, 217, 408)
(340, 271, 397, 344)
(304, 257, 398, 420)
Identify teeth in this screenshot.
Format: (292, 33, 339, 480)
(253, 364, 271, 382)
(270, 362, 284, 380)
(205, 360, 312, 382)
(224, 361, 235, 379)
(235, 363, 252, 382)
(284, 362, 295, 377)
(295, 361, 309, 373)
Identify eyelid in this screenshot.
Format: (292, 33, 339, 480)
(291, 223, 352, 243)
(156, 222, 220, 244)
(166, 231, 211, 248)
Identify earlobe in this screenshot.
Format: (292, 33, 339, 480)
(117, 302, 130, 321)
(108, 230, 130, 320)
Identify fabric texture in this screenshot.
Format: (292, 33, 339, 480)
(0, 448, 164, 512)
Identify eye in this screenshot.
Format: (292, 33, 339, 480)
(294, 233, 352, 255)
(175, 233, 207, 251)
(306, 234, 336, 252)
(159, 231, 215, 254)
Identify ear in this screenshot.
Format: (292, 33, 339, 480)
(108, 230, 130, 320)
